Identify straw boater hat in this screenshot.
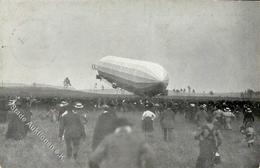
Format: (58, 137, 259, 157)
(246, 108, 252, 113)
(224, 107, 231, 112)
(74, 102, 84, 109)
(154, 103, 160, 107)
(60, 101, 69, 107)
(8, 99, 16, 106)
(102, 104, 109, 109)
(190, 103, 195, 107)
(200, 104, 206, 109)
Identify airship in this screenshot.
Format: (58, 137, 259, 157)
(92, 56, 169, 97)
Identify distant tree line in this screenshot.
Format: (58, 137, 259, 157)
(172, 86, 196, 94)
(241, 89, 260, 98)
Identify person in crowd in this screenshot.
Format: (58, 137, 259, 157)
(46, 106, 58, 122)
(6, 98, 32, 140)
(57, 100, 69, 121)
(92, 103, 118, 150)
(160, 102, 175, 142)
(213, 106, 224, 129)
(73, 102, 88, 124)
(23, 99, 33, 136)
(194, 104, 208, 128)
(72, 101, 88, 135)
(243, 122, 256, 148)
(59, 103, 86, 160)
(185, 103, 197, 122)
(142, 104, 156, 135)
(195, 116, 222, 168)
(88, 118, 157, 168)
(243, 108, 254, 127)
(222, 107, 235, 130)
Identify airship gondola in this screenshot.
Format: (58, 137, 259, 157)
(93, 56, 169, 97)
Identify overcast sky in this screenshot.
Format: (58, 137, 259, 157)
(0, 0, 259, 93)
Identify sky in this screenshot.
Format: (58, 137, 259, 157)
(0, 0, 259, 93)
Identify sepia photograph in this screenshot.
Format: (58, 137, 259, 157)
(0, 0, 259, 168)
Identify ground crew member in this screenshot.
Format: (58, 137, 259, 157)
(59, 103, 86, 160)
(89, 118, 157, 168)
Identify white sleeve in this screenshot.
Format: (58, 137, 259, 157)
(142, 112, 146, 120)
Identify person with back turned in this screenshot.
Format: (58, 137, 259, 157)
(59, 103, 86, 160)
(160, 102, 175, 142)
(89, 118, 157, 168)
(195, 116, 222, 168)
(91, 103, 118, 151)
(6, 98, 32, 140)
(142, 103, 156, 136)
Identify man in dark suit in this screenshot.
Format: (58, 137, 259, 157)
(91, 104, 118, 150)
(89, 118, 157, 168)
(59, 103, 86, 160)
(160, 103, 175, 142)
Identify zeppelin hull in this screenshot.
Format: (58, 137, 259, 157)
(97, 71, 167, 96)
(94, 56, 169, 97)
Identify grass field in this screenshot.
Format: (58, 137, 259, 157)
(0, 106, 259, 168)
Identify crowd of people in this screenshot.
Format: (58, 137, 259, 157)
(0, 96, 258, 168)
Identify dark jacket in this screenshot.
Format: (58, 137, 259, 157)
(160, 108, 175, 129)
(243, 112, 254, 124)
(89, 128, 156, 168)
(195, 110, 208, 127)
(195, 123, 222, 168)
(92, 111, 117, 150)
(5, 107, 31, 140)
(59, 111, 86, 139)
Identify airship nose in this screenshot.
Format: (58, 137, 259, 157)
(147, 65, 169, 84)
(158, 70, 169, 82)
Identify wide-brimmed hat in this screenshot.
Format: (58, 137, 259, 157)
(74, 102, 84, 109)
